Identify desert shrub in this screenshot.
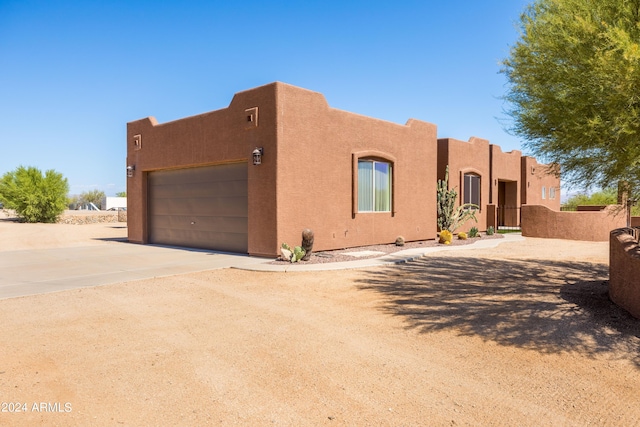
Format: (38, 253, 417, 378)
(0, 166, 69, 223)
(486, 226, 495, 236)
(468, 227, 479, 238)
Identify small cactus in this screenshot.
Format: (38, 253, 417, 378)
(395, 236, 405, 246)
(292, 246, 306, 263)
(301, 229, 314, 261)
(486, 226, 495, 236)
(439, 230, 453, 244)
(458, 232, 468, 240)
(468, 227, 479, 238)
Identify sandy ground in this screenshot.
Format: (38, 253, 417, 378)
(1, 221, 639, 426)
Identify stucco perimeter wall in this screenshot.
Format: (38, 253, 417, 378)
(609, 229, 640, 319)
(437, 137, 490, 232)
(521, 205, 626, 241)
(274, 83, 438, 253)
(126, 84, 279, 255)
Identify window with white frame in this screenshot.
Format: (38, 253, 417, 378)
(358, 159, 392, 212)
(463, 173, 480, 206)
(542, 186, 546, 199)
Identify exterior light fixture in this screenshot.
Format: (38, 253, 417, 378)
(127, 165, 135, 178)
(252, 147, 264, 165)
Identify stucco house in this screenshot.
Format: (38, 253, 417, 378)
(436, 137, 560, 233)
(437, 137, 491, 232)
(521, 156, 561, 211)
(127, 82, 438, 257)
(127, 82, 560, 256)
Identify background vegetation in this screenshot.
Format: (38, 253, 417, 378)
(0, 166, 69, 223)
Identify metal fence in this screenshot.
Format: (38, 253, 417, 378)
(496, 206, 521, 229)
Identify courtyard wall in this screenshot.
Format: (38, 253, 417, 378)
(609, 228, 640, 319)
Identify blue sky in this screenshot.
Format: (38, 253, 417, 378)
(0, 0, 530, 196)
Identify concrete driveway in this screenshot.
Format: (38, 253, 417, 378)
(0, 241, 268, 299)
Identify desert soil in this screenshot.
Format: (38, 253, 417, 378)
(1, 220, 639, 426)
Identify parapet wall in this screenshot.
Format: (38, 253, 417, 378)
(521, 205, 626, 241)
(609, 228, 640, 319)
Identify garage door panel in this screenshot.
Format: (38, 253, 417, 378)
(150, 196, 248, 217)
(148, 163, 248, 253)
(151, 164, 246, 186)
(150, 229, 247, 253)
(150, 215, 247, 235)
(150, 180, 247, 199)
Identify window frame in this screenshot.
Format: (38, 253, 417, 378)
(463, 172, 481, 207)
(357, 159, 392, 212)
(352, 151, 396, 217)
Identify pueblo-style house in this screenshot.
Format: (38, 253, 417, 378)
(127, 82, 559, 256)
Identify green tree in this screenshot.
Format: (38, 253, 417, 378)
(563, 187, 640, 214)
(502, 0, 640, 197)
(79, 189, 106, 209)
(115, 191, 126, 197)
(563, 188, 617, 209)
(0, 166, 69, 223)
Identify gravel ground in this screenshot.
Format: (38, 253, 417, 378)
(271, 233, 504, 264)
(1, 222, 639, 426)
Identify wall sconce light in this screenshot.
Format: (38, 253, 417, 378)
(126, 165, 135, 178)
(252, 147, 264, 165)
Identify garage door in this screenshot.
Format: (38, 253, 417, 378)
(148, 163, 248, 253)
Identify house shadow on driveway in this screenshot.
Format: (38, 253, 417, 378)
(357, 256, 640, 368)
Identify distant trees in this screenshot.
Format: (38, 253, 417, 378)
(78, 189, 106, 209)
(115, 191, 126, 197)
(563, 188, 640, 215)
(0, 166, 69, 223)
(563, 188, 618, 209)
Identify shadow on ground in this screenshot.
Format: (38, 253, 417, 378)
(357, 256, 640, 367)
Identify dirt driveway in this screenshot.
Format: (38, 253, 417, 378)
(0, 222, 638, 426)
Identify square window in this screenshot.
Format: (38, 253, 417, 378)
(133, 134, 141, 150)
(245, 107, 258, 129)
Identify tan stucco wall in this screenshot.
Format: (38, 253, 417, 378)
(274, 83, 438, 253)
(437, 137, 490, 231)
(126, 83, 279, 256)
(127, 82, 438, 256)
(609, 229, 640, 319)
(490, 145, 521, 205)
(521, 157, 561, 210)
(521, 205, 626, 241)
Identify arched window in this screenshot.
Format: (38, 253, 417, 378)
(358, 159, 392, 212)
(463, 173, 480, 206)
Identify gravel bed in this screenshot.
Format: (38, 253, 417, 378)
(270, 233, 505, 265)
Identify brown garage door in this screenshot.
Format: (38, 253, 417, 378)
(148, 163, 248, 253)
